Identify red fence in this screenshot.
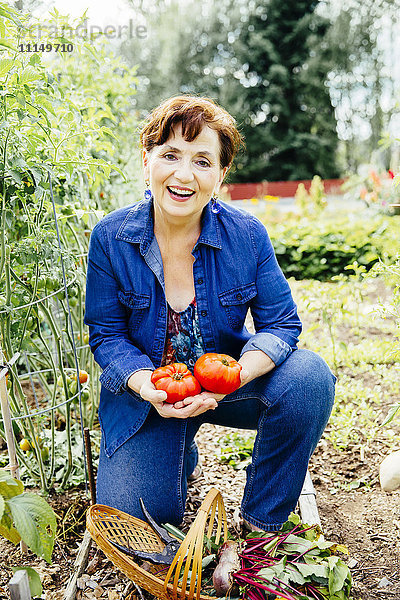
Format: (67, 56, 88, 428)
(222, 178, 346, 201)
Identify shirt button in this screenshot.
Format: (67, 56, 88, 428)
(201, 310, 207, 317)
(197, 278, 203, 285)
(236, 293, 243, 301)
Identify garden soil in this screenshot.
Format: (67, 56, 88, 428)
(1, 427, 399, 600)
(1, 283, 399, 599)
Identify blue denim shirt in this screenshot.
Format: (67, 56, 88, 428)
(84, 198, 302, 456)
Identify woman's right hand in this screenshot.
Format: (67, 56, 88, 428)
(127, 370, 217, 419)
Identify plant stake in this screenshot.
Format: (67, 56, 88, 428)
(0, 350, 28, 555)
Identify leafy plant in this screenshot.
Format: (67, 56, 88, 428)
(217, 432, 255, 470)
(230, 513, 352, 600)
(295, 176, 327, 217)
(0, 468, 57, 563)
(368, 257, 400, 425)
(342, 168, 399, 215)
(0, 3, 139, 491)
(266, 212, 399, 280)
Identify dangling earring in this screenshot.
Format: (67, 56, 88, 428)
(144, 181, 153, 201)
(211, 195, 221, 214)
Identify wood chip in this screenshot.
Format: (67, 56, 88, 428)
(77, 575, 89, 589)
(86, 579, 99, 589)
(86, 554, 104, 575)
(107, 591, 120, 600)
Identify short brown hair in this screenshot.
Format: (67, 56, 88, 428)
(139, 95, 244, 169)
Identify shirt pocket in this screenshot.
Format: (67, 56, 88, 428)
(218, 282, 257, 329)
(118, 289, 151, 332)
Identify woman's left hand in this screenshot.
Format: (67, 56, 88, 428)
(173, 366, 250, 414)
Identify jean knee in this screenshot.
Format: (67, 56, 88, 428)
(278, 349, 335, 427)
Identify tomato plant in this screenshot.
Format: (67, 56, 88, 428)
(0, 3, 141, 492)
(151, 363, 201, 403)
(194, 353, 242, 394)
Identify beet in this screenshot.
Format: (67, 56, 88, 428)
(212, 540, 240, 596)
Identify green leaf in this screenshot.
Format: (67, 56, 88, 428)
(0, 58, 14, 77)
(0, 512, 21, 544)
(381, 403, 400, 426)
(8, 170, 23, 184)
(328, 556, 350, 595)
(331, 544, 349, 555)
(0, 38, 16, 51)
(29, 54, 41, 66)
(281, 533, 313, 554)
(12, 567, 42, 597)
(0, 469, 24, 499)
(100, 126, 117, 139)
(287, 512, 301, 526)
(16, 92, 26, 107)
(295, 561, 329, 581)
(19, 66, 41, 84)
(7, 492, 57, 563)
(0, 493, 4, 520)
(0, 6, 24, 28)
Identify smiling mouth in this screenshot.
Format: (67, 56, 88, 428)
(167, 186, 196, 200)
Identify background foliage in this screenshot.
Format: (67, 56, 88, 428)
(123, 0, 399, 180)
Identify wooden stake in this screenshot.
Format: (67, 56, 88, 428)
(0, 350, 21, 480)
(9, 569, 31, 600)
(299, 470, 322, 530)
(63, 529, 92, 600)
(0, 350, 28, 554)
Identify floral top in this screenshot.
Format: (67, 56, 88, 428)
(161, 297, 205, 370)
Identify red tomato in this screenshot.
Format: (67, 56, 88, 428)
(151, 363, 201, 404)
(194, 353, 242, 394)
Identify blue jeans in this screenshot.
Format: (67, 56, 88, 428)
(96, 349, 335, 531)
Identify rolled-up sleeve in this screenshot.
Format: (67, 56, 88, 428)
(240, 217, 302, 366)
(84, 221, 154, 394)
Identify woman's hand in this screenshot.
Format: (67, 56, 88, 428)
(172, 366, 250, 415)
(127, 369, 218, 419)
(128, 365, 252, 419)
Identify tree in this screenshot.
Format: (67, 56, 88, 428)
(124, 0, 339, 182)
(322, 0, 400, 172)
(215, 0, 339, 181)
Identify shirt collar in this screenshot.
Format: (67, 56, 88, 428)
(115, 198, 222, 254)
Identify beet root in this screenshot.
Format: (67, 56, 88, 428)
(212, 540, 240, 596)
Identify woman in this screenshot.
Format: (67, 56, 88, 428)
(84, 95, 335, 532)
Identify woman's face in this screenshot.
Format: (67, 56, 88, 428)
(143, 123, 228, 221)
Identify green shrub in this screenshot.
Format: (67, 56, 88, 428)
(266, 214, 399, 280)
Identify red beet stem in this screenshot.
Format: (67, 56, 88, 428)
(274, 577, 306, 596)
(305, 584, 325, 600)
(242, 536, 278, 554)
(233, 574, 298, 600)
(245, 589, 264, 600)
